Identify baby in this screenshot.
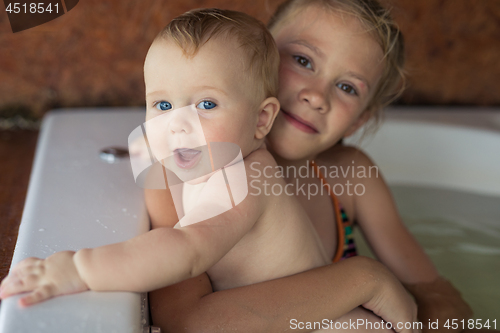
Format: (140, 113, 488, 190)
(0, 8, 331, 302)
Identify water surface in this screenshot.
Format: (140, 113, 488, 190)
(354, 185, 500, 320)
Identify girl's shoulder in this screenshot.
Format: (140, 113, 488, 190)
(317, 144, 377, 171)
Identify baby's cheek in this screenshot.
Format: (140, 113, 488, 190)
(145, 109, 159, 122)
(202, 122, 229, 143)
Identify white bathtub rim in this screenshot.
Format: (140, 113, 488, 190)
(346, 107, 500, 198)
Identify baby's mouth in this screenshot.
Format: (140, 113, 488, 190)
(173, 148, 202, 169)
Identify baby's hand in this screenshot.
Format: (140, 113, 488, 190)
(0, 251, 89, 307)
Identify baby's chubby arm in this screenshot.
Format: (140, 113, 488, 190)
(0, 160, 268, 306)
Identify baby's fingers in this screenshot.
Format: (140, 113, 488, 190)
(0, 271, 39, 299)
(0, 257, 37, 288)
(19, 285, 55, 307)
(0, 259, 46, 299)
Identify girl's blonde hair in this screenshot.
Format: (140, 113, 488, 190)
(268, 0, 405, 126)
(156, 8, 280, 101)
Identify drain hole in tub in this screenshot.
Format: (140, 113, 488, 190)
(100, 147, 129, 163)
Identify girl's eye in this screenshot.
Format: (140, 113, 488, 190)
(197, 101, 217, 110)
(337, 83, 357, 96)
(293, 56, 312, 69)
(155, 101, 172, 111)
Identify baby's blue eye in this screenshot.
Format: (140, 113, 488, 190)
(197, 101, 217, 110)
(337, 83, 357, 96)
(155, 101, 172, 111)
(294, 56, 312, 69)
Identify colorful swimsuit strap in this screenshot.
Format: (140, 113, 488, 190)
(310, 160, 345, 263)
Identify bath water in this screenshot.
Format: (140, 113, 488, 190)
(353, 185, 500, 320)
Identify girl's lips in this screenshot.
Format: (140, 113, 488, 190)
(173, 148, 202, 169)
(281, 109, 319, 134)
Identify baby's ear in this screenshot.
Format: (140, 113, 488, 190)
(343, 108, 373, 138)
(255, 97, 280, 140)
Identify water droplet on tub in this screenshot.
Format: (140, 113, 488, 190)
(122, 208, 127, 213)
(96, 219, 109, 230)
(39, 228, 45, 232)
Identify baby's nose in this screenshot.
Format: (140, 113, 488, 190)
(168, 111, 191, 134)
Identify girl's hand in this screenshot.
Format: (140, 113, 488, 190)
(404, 277, 473, 333)
(362, 261, 420, 333)
(0, 251, 89, 307)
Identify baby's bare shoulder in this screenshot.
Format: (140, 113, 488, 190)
(245, 146, 278, 166)
(243, 147, 280, 180)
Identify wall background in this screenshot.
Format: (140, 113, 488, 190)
(0, 0, 499, 119)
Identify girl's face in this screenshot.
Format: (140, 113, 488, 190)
(268, 5, 385, 161)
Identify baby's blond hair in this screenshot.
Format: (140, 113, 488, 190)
(268, 0, 405, 125)
(156, 8, 280, 101)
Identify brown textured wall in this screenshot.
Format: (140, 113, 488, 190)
(388, 0, 500, 105)
(0, 0, 499, 119)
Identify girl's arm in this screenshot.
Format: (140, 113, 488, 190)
(336, 147, 472, 331)
(349, 149, 439, 284)
(319, 144, 439, 283)
(150, 255, 418, 333)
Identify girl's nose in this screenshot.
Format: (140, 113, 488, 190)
(298, 87, 329, 113)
